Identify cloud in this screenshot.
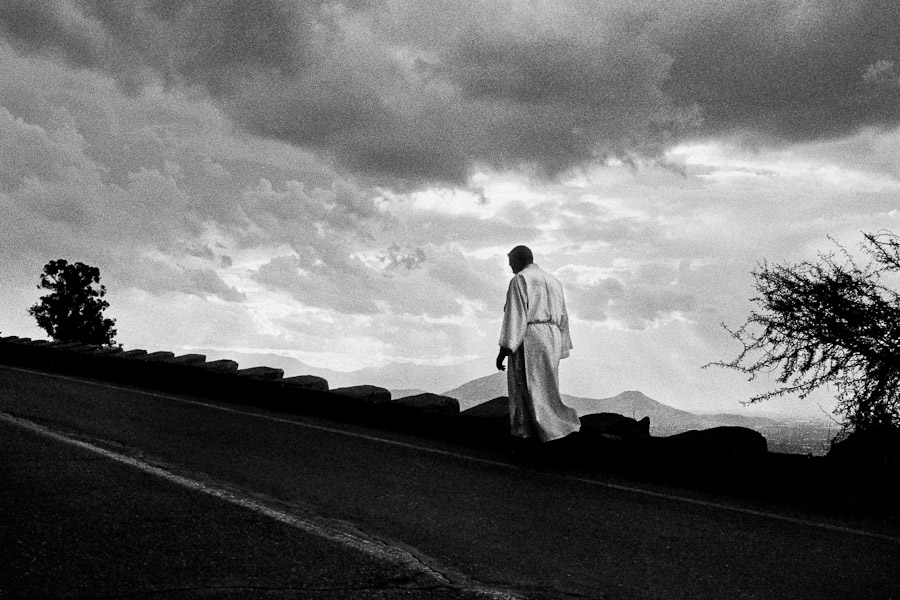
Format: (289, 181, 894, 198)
(864, 59, 900, 89)
(186, 268, 246, 302)
(0, 107, 92, 192)
(252, 253, 390, 316)
(425, 248, 506, 309)
(563, 266, 698, 329)
(660, 0, 900, 143)
(0, 41, 361, 311)
(251, 241, 507, 320)
(379, 245, 426, 271)
(254, 254, 379, 316)
(1, 1, 898, 416)
(88, 253, 246, 303)
(4, 1, 897, 188)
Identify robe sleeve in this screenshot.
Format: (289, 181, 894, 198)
(499, 275, 528, 353)
(559, 298, 573, 360)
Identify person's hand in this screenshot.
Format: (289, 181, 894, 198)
(496, 347, 510, 371)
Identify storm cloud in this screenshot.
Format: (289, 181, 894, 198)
(1, 1, 898, 415)
(3, 0, 898, 186)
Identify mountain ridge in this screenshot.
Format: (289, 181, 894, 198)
(442, 372, 781, 434)
(189, 349, 494, 392)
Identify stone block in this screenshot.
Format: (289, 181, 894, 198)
(140, 351, 176, 362)
(171, 354, 207, 365)
(331, 385, 391, 404)
(90, 347, 124, 356)
(667, 426, 767, 453)
(117, 349, 148, 359)
(48, 342, 93, 352)
(828, 427, 900, 465)
(460, 396, 508, 419)
(580, 413, 651, 440)
(200, 359, 239, 373)
(393, 393, 459, 415)
(69, 345, 102, 353)
(236, 366, 284, 380)
(47, 342, 81, 349)
(282, 375, 329, 391)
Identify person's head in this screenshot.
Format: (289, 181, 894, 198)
(507, 245, 533, 274)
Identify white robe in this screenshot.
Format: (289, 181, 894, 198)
(499, 263, 581, 442)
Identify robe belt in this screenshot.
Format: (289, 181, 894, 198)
(527, 320, 555, 325)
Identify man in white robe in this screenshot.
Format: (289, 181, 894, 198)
(496, 246, 581, 442)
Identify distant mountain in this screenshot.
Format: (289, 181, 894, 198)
(189, 349, 362, 388)
(442, 372, 780, 435)
(188, 349, 494, 393)
(342, 357, 493, 393)
(390, 388, 429, 399)
(442, 372, 508, 411)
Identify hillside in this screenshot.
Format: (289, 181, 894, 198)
(442, 372, 508, 411)
(442, 372, 779, 435)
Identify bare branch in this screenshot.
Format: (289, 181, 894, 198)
(707, 232, 900, 434)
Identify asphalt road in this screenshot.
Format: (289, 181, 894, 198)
(1, 365, 898, 600)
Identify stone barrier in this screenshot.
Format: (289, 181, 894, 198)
(236, 366, 284, 380)
(69, 345, 102, 353)
(393, 393, 459, 415)
(0, 335, 853, 493)
(141, 351, 177, 362)
(91, 347, 124, 356)
(282, 375, 329, 391)
(460, 396, 507, 419)
(200, 359, 239, 373)
(0, 335, 895, 521)
(172, 354, 207, 365)
(665, 426, 768, 454)
(331, 385, 391, 404)
(580, 413, 651, 440)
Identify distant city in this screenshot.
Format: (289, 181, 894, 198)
(749, 422, 841, 456)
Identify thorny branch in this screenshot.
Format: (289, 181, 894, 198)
(708, 231, 900, 437)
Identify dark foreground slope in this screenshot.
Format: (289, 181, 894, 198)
(1, 365, 898, 600)
(0, 336, 897, 518)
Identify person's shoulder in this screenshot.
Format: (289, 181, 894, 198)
(526, 263, 553, 279)
(533, 264, 564, 286)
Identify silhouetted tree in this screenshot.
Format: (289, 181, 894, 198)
(711, 231, 900, 437)
(28, 259, 117, 346)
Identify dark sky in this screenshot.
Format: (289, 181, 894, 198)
(1, 1, 898, 416)
(3, 0, 898, 185)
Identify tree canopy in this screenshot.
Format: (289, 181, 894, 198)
(28, 259, 117, 347)
(712, 231, 900, 435)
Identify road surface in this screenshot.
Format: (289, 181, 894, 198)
(1, 365, 897, 599)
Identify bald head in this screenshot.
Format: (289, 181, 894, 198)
(507, 245, 533, 274)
